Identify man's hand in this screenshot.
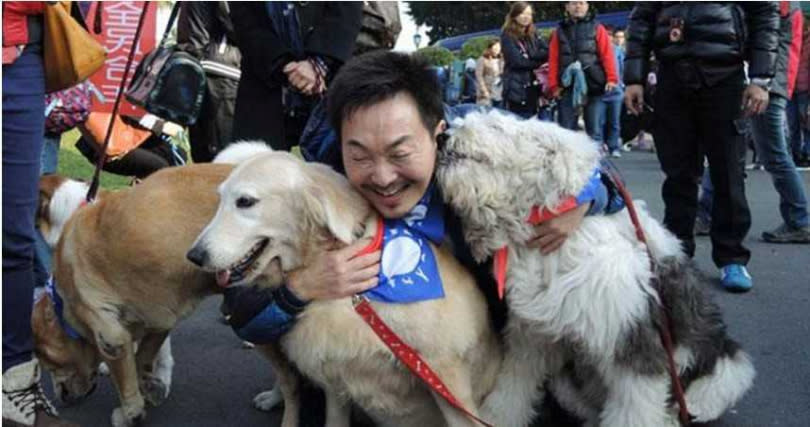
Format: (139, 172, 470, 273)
(286, 238, 380, 301)
(283, 61, 324, 95)
(742, 84, 769, 117)
(624, 84, 644, 115)
(605, 82, 618, 93)
(526, 203, 589, 255)
(552, 87, 564, 99)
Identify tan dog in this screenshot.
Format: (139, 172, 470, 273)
(32, 164, 233, 427)
(188, 150, 502, 427)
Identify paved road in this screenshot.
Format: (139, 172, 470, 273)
(52, 151, 810, 426)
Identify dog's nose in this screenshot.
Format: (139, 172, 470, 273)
(186, 245, 209, 267)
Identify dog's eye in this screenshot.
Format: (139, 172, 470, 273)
(235, 196, 258, 209)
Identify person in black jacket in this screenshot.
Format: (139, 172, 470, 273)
(500, 1, 548, 118)
(695, 2, 810, 245)
(624, 2, 779, 292)
(229, 2, 363, 152)
(177, 1, 241, 163)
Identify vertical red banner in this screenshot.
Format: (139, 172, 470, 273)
(86, 1, 157, 116)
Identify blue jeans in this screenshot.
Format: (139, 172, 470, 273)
(786, 92, 810, 160)
(558, 90, 602, 141)
(2, 45, 45, 371)
(750, 95, 809, 228)
(537, 105, 554, 122)
(33, 133, 59, 288)
(40, 132, 60, 175)
(699, 96, 809, 229)
(600, 94, 623, 151)
(32, 134, 60, 289)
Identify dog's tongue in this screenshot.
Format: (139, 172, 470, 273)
(216, 270, 231, 288)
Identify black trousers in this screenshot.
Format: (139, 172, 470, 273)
(232, 73, 313, 152)
(189, 75, 238, 163)
(653, 67, 751, 267)
(77, 134, 188, 180)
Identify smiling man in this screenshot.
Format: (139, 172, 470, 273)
(223, 49, 626, 339)
(341, 92, 439, 219)
(220, 51, 626, 421)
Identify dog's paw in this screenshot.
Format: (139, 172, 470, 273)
(253, 387, 283, 411)
(111, 406, 145, 427)
(98, 362, 110, 376)
(140, 374, 170, 407)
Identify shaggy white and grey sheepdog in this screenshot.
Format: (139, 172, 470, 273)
(436, 111, 755, 427)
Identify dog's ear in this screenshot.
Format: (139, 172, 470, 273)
(37, 188, 51, 228)
(33, 292, 57, 324)
(302, 163, 368, 244)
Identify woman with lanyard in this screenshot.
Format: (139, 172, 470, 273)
(500, 1, 548, 119)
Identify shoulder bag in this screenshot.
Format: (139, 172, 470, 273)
(43, 1, 106, 93)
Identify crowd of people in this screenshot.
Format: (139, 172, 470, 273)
(2, 1, 809, 426)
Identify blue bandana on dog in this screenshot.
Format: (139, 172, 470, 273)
(361, 184, 446, 304)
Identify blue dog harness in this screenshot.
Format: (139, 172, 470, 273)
(45, 276, 83, 340)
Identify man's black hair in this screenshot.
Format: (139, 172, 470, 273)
(327, 51, 444, 140)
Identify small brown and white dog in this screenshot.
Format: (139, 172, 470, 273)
(33, 163, 234, 427)
(188, 148, 502, 427)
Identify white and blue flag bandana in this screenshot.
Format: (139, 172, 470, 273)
(362, 184, 446, 304)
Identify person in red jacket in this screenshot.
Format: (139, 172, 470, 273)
(547, 1, 618, 140)
(3, 3, 80, 426)
(786, 16, 810, 167)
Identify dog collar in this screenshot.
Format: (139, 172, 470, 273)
(45, 276, 83, 340)
(355, 216, 385, 257)
(492, 196, 578, 300)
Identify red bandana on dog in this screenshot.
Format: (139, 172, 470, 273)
(492, 197, 578, 300)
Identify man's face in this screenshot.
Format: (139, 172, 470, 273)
(341, 92, 441, 219)
(566, 1, 589, 19)
(614, 31, 626, 47)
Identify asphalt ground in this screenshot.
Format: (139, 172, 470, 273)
(50, 150, 810, 427)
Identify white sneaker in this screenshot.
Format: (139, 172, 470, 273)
(2, 359, 76, 427)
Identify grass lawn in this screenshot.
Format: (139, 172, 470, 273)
(56, 130, 296, 191)
(58, 129, 132, 190)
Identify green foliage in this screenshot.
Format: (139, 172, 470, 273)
(408, 2, 507, 42)
(415, 46, 456, 67)
(460, 36, 498, 60)
(406, 1, 634, 41)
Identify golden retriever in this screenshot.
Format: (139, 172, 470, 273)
(188, 149, 502, 427)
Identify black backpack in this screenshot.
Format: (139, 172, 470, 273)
(126, 3, 206, 125)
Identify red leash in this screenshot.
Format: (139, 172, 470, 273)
(352, 218, 493, 427)
(353, 296, 493, 427)
(607, 169, 692, 426)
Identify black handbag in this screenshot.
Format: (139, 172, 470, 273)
(126, 3, 205, 126)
